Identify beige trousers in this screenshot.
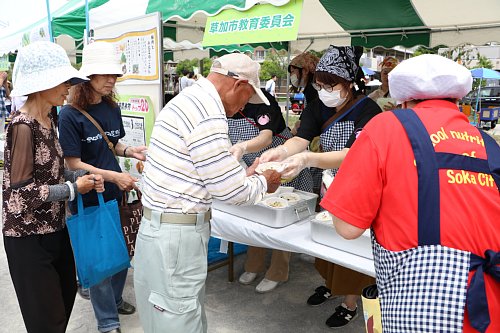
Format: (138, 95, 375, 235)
(134, 210, 210, 333)
(244, 246, 291, 281)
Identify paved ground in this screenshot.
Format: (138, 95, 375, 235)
(0, 177, 365, 333)
(0, 125, 497, 333)
(0, 241, 366, 333)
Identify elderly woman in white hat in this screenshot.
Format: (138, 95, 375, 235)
(58, 41, 146, 333)
(322, 54, 500, 333)
(3, 41, 104, 333)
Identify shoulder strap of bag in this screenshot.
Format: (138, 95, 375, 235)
(70, 104, 116, 155)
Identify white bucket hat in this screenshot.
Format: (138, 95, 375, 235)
(10, 41, 88, 97)
(389, 54, 472, 102)
(79, 41, 123, 77)
(210, 53, 269, 105)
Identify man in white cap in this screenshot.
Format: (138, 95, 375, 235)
(133, 53, 281, 333)
(320, 54, 500, 333)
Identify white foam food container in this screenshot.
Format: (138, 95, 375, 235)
(310, 213, 373, 259)
(213, 189, 318, 228)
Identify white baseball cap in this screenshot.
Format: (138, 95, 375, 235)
(210, 53, 269, 105)
(11, 41, 88, 97)
(389, 54, 472, 102)
(79, 41, 123, 78)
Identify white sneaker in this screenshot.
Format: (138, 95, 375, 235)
(239, 272, 258, 285)
(255, 278, 280, 293)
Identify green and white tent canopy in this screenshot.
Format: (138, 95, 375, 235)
(89, 0, 500, 51)
(1, 0, 500, 56)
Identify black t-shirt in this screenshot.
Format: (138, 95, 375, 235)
(58, 101, 125, 210)
(231, 89, 286, 135)
(297, 95, 382, 148)
(303, 83, 319, 105)
(297, 83, 318, 121)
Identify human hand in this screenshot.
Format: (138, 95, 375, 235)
(383, 101, 396, 111)
(229, 141, 248, 161)
(127, 145, 148, 161)
(75, 174, 97, 194)
(260, 146, 288, 163)
(261, 169, 281, 193)
(92, 174, 105, 193)
(113, 172, 139, 191)
(246, 158, 259, 176)
(281, 152, 311, 179)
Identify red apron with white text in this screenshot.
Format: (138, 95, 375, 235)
(372, 109, 500, 333)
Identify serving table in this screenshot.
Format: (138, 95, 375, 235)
(209, 208, 375, 281)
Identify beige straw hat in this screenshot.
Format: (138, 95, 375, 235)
(79, 41, 123, 77)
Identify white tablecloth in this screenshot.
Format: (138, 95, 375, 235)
(210, 209, 375, 278)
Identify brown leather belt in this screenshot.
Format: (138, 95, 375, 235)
(143, 207, 211, 225)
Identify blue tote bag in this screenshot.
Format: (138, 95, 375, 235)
(67, 193, 130, 288)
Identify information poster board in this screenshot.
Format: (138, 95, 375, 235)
(105, 28, 160, 82)
(116, 95, 156, 179)
(92, 12, 163, 180)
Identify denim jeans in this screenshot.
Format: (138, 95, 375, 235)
(90, 268, 128, 332)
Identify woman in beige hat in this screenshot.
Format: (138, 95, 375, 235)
(58, 41, 147, 333)
(3, 41, 104, 333)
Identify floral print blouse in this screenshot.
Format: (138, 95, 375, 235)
(2, 112, 65, 237)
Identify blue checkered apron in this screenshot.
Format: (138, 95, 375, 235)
(316, 97, 371, 194)
(227, 118, 313, 192)
(372, 109, 500, 333)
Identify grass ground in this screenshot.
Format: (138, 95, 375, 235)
(283, 112, 301, 130)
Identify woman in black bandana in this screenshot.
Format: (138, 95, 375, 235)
(261, 45, 381, 329)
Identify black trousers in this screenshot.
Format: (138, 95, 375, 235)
(4, 228, 77, 333)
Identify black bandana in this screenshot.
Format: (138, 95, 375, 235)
(316, 45, 359, 82)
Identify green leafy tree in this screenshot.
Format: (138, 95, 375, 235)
(439, 45, 494, 95)
(308, 49, 326, 59)
(201, 58, 212, 77)
(260, 52, 286, 81)
(412, 45, 445, 57)
(176, 58, 198, 75)
(176, 58, 212, 77)
(474, 54, 493, 69)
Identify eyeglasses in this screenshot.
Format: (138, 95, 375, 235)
(312, 82, 340, 93)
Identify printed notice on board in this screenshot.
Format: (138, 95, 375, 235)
(104, 28, 159, 81)
(121, 116, 146, 148)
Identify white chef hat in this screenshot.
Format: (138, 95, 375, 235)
(389, 54, 472, 102)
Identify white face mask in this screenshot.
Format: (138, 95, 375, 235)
(318, 89, 346, 108)
(290, 74, 300, 87)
